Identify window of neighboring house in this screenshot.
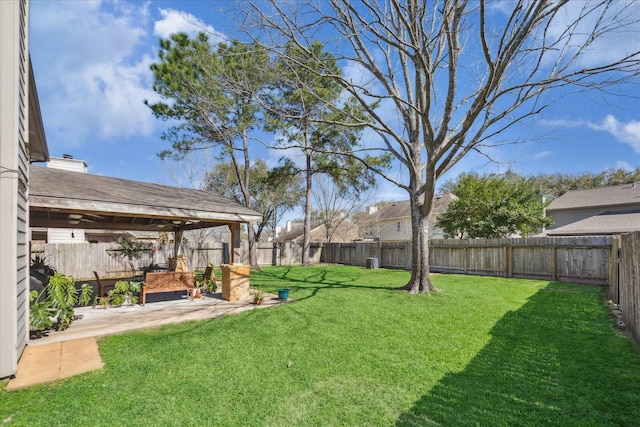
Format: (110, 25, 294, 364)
(396, 221, 401, 232)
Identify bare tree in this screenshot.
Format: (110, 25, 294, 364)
(312, 174, 373, 242)
(161, 149, 218, 247)
(353, 201, 391, 241)
(246, 0, 640, 292)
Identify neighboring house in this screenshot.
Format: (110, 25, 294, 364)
(0, 0, 49, 379)
(544, 183, 640, 236)
(364, 194, 457, 241)
(278, 217, 359, 243)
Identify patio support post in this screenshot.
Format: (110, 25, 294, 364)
(174, 229, 184, 257)
(228, 223, 241, 264)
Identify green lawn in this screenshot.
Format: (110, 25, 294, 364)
(2, 265, 640, 426)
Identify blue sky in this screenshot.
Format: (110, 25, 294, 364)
(29, 1, 640, 221)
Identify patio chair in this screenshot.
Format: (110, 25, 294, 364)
(94, 271, 106, 297)
(93, 271, 113, 307)
(195, 266, 214, 283)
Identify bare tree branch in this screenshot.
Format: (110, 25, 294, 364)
(244, 0, 640, 292)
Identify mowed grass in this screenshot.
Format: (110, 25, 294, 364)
(2, 265, 640, 426)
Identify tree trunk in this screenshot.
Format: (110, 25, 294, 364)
(417, 214, 438, 293)
(399, 196, 439, 294)
(247, 224, 259, 270)
(301, 150, 312, 266)
(239, 130, 259, 269)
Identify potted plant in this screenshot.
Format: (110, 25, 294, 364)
(278, 288, 290, 300)
(30, 255, 57, 299)
(192, 283, 203, 299)
(30, 272, 93, 335)
(206, 275, 218, 293)
(108, 280, 142, 306)
(194, 274, 212, 298)
(93, 295, 111, 309)
(253, 288, 264, 305)
(117, 237, 151, 274)
(31, 254, 56, 277)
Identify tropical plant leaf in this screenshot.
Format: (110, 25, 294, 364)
(78, 283, 93, 306)
(29, 302, 54, 331)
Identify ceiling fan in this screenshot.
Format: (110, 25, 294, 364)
(67, 213, 95, 224)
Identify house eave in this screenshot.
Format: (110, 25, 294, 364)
(27, 57, 49, 163)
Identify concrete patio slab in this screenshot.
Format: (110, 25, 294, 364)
(6, 291, 288, 390)
(7, 338, 102, 391)
(29, 291, 284, 346)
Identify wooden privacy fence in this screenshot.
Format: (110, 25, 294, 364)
(31, 241, 320, 280)
(617, 231, 640, 347)
(429, 237, 616, 285)
(31, 242, 231, 280)
(33, 237, 616, 285)
(322, 236, 617, 285)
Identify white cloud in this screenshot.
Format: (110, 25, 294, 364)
(343, 61, 373, 89)
(540, 114, 640, 153)
(154, 8, 226, 44)
(531, 150, 552, 160)
(543, 1, 640, 68)
(616, 161, 634, 171)
(588, 115, 640, 153)
(264, 132, 306, 170)
(485, 0, 516, 16)
(30, 1, 158, 147)
(539, 118, 584, 128)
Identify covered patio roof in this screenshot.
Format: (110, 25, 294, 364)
(29, 166, 261, 233)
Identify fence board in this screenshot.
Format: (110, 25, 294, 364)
(428, 237, 613, 285)
(619, 232, 640, 347)
(32, 236, 615, 286)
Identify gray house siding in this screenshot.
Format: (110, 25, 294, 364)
(548, 201, 640, 229)
(17, 156, 29, 356)
(549, 208, 609, 229)
(0, 0, 30, 379)
(546, 183, 640, 232)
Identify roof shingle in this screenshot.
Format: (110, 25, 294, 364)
(375, 193, 457, 220)
(547, 183, 640, 211)
(546, 210, 640, 236)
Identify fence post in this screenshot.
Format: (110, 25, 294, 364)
(463, 245, 468, 275)
(609, 237, 620, 304)
(550, 245, 557, 281)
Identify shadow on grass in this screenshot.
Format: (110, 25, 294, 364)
(395, 283, 640, 426)
(252, 266, 408, 302)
